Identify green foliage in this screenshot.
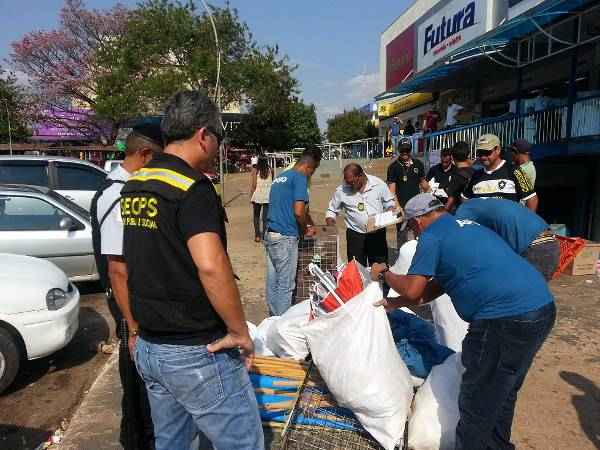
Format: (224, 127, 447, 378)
(94, 0, 305, 150)
(0, 69, 30, 142)
(326, 109, 374, 143)
(288, 101, 320, 148)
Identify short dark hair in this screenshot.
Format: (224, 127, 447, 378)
(441, 147, 452, 157)
(125, 124, 163, 156)
(452, 141, 470, 162)
(343, 163, 364, 177)
(161, 90, 221, 145)
(299, 146, 322, 165)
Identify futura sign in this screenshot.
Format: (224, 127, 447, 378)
(417, 0, 489, 71)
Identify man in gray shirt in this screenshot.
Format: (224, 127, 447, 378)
(326, 163, 396, 265)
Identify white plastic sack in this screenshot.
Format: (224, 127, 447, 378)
(303, 282, 414, 450)
(429, 296, 468, 353)
(407, 353, 465, 450)
(265, 301, 311, 360)
(249, 319, 276, 357)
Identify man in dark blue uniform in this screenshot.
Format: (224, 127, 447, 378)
(372, 193, 556, 450)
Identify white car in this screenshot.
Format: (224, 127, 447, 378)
(0, 155, 107, 210)
(0, 254, 80, 393)
(104, 160, 123, 172)
(0, 185, 98, 282)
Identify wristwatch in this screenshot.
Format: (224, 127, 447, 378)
(377, 268, 389, 282)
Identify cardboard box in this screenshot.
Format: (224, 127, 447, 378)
(567, 240, 600, 276)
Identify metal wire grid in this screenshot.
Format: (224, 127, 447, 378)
(280, 364, 392, 450)
(295, 226, 339, 304)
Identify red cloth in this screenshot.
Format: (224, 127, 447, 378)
(320, 261, 365, 313)
(424, 111, 440, 132)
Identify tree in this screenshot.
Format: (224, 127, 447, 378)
(94, 0, 300, 150)
(0, 69, 30, 142)
(288, 100, 321, 148)
(10, 0, 129, 141)
(326, 109, 375, 143)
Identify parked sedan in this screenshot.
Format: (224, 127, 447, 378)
(0, 253, 80, 393)
(0, 185, 98, 282)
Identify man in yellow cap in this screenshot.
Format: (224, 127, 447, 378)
(462, 134, 538, 211)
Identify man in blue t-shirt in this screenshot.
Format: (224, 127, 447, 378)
(264, 147, 321, 316)
(455, 198, 559, 280)
(371, 193, 555, 450)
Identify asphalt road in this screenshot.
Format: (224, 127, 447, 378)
(0, 284, 115, 450)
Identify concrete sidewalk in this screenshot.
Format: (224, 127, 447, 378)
(59, 352, 122, 450)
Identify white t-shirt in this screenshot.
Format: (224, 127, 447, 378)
(96, 165, 130, 256)
(445, 103, 464, 126)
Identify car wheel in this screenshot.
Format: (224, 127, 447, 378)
(0, 328, 20, 394)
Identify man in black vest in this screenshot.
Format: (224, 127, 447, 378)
(120, 90, 263, 450)
(91, 123, 163, 450)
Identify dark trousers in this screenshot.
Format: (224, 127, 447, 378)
(346, 228, 388, 266)
(108, 297, 155, 450)
(252, 202, 269, 239)
(455, 302, 556, 450)
(521, 238, 560, 281)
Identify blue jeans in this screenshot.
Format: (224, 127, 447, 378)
(134, 338, 264, 450)
(455, 302, 556, 450)
(264, 231, 299, 316)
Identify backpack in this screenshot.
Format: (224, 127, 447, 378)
(90, 178, 126, 290)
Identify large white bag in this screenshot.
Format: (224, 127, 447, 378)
(265, 300, 311, 360)
(407, 353, 465, 450)
(303, 282, 414, 450)
(429, 296, 469, 353)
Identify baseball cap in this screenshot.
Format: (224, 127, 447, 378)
(131, 123, 164, 148)
(404, 193, 443, 223)
(476, 134, 500, 151)
(510, 139, 531, 154)
(398, 140, 412, 153)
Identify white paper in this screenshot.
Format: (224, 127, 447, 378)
(374, 211, 399, 228)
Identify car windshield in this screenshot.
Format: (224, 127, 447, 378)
(47, 190, 91, 220)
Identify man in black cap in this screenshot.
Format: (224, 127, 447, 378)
(386, 140, 427, 247)
(91, 123, 164, 450)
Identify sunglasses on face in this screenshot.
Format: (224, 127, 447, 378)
(476, 149, 493, 157)
(206, 126, 224, 147)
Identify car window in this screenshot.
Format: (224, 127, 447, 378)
(56, 163, 105, 191)
(47, 190, 90, 220)
(0, 161, 49, 186)
(0, 195, 69, 231)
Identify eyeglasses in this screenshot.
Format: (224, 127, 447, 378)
(206, 126, 224, 147)
(476, 149, 493, 157)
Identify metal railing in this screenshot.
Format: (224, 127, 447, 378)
(422, 95, 600, 158)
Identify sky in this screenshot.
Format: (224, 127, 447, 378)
(0, 0, 412, 129)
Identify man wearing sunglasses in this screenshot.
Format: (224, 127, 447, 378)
(463, 134, 538, 212)
(120, 91, 263, 450)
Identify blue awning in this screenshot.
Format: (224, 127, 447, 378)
(376, 0, 593, 100)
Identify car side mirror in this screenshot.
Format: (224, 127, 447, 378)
(59, 217, 81, 231)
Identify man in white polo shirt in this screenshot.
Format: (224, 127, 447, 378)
(326, 163, 396, 266)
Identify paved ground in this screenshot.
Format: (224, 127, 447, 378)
(0, 286, 115, 450)
(7, 162, 599, 450)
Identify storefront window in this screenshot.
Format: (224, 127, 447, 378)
(519, 39, 531, 64)
(580, 7, 600, 42)
(533, 33, 549, 60)
(551, 17, 578, 54)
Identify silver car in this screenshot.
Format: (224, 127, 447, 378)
(0, 185, 98, 282)
(0, 155, 107, 210)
